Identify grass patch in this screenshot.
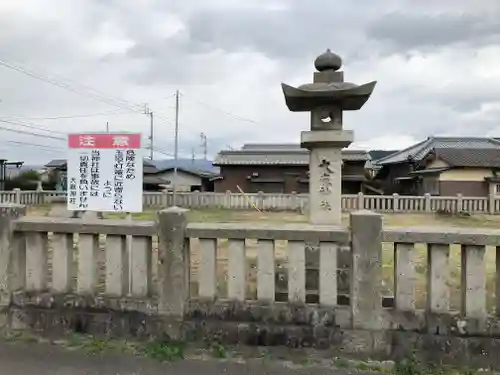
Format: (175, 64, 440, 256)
(141, 340, 186, 362)
(114, 209, 500, 229)
(80, 337, 112, 355)
(209, 342, 228, 359)
(64, 334, 134, 356)
(332, 357, 392, 373)
(394, 352, 480, 375)
(29, 204, 500, 229)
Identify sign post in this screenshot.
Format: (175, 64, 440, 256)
(67, 133, 143, 213)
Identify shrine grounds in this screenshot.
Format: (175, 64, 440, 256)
(26, 205, 500, 313)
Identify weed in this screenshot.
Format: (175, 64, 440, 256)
(395, 352, 423, 375)
(81, 337, 111, 356)
(297, 357, 314, 366)
(394, 352, 480, 375)
(142, 340, 186, 362)
(332, 357, 349, 368)
(65, 333, 89, 349)
(210, 342, 227, 359)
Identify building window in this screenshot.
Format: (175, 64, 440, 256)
(495, 184, 500, 195)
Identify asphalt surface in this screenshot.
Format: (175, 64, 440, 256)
(0, 341, 363, 375)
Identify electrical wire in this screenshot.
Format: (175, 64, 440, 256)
(0, 109, 129, 120)
(0, 140, 64, 156)
(3, 139, 64, 150)
(0, 59, 145, 114)
(0, 118, 67, 135)
(181, 91, 259, 124)
(0, 121, 66, 141)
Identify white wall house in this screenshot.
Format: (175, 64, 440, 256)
(155, 168, 204, 192)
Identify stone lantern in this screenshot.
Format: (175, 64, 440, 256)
(281, 49, 377, 225)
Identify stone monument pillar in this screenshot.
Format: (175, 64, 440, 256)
(282, 49, 377, 226)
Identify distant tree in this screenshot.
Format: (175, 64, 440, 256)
(18, 170, 40, 181)
(5, 170, 40, 190)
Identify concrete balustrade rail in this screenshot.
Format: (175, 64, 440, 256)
(1, 204, 500, 367)
(2, 189, 500, 214)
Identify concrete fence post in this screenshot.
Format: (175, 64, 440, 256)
(489, 193, 495, 215)
(224, 190, 231, 209)
(424, 193, 431, 212)
(192, 190, 200, 209)
(392, 193, 399, 212)
(291, 191, 298, 212)
(456, 193, 463, 213)
(350, 210, 383, 330)
(357, 192, 364, 210)
(161, 190, 168, 207)
(0, 204, 27, 327)
(13, 189, 21, 205)
(257, 191, 264, 211)
(157, 207, 190, 337)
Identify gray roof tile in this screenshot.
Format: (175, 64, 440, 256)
(375, 137, 500, 165)
(214, 144, 368, 165)
(433, 148, 500, 168)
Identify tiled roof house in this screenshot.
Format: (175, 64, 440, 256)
(213, 143, 370, 194)
(373, 137, 500, 196)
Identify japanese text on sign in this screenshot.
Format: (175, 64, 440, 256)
(67, 133, 143, 213)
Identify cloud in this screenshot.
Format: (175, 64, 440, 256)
(0, 0, 499, 165)
(367, 11, 500, 53)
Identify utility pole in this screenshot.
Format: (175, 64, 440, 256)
(149, 111, 154, 160)
(191, 148, 195, 163)
(173, 90, 180, 206)
(200, 133, 208, 160)
(106, 121, 109, 132)
(144, 104, 154, 160)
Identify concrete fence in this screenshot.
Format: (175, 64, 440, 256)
(2, 189, 500, 214)
(1, 205, 500, 366)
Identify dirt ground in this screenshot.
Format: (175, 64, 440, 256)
(27, 206, 500, 313)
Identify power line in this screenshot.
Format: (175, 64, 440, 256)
(0, 140, 63, 153)
(0, 59, 179, 131)
(0, 121, 66, 141)
(0, 59, 145, 113)
(4, 139, 64, 149)
(150, 112, 175, 125)
(151, 147, 174, 157)
(181, 91, 259, 124)
(0, 109, 129, 120)
(45, 71, 146, 112)
(0, 118, 67, 135)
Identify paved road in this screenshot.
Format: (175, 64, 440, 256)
(0, 341, 363, 375)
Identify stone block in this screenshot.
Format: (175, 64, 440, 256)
(300, 129, 354, 149)
(350, 210, 383, 330)
(157, 207, 189, 322)
(0, 204, 27, 219)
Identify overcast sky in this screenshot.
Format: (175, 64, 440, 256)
(1, 0, 500, 164)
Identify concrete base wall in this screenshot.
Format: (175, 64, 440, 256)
(3, 294, 500, 369)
